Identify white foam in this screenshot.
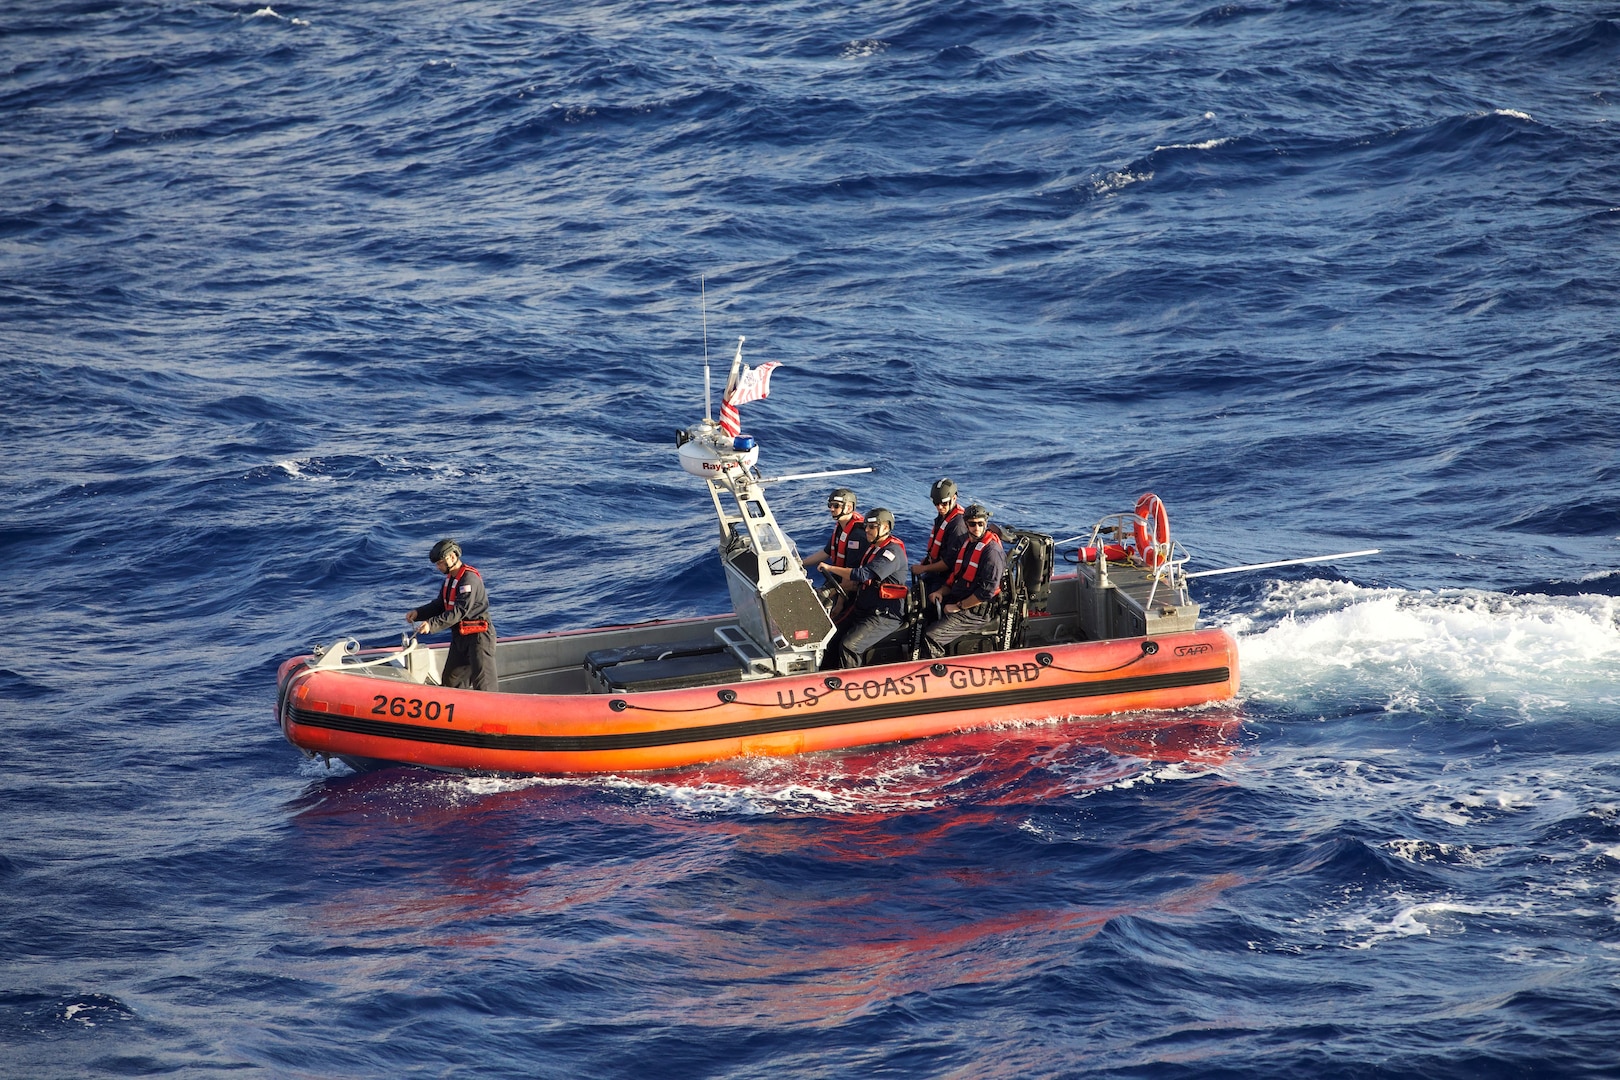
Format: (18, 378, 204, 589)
(415, 735, 1208, 817)
(60, 999, 134, 1026)
(276, 457, 334, 483)
(296, 754, 354, 779)
(1092, 169, 1153, 195)
(632, 777, 938, 816)
(842, 39, 889, 59)
(1263, 752, 1408, 802)
(1153, 137, 1232, 152)
(1495, 108, 1532, 121)
(1092, 758, 1223, 793)
(459, 774, 558, 797)
(1231, 580, 1620, 714)
(413, 760, 946, 816)
(1389, 901, 1480, 935)
(1343, 899, 1492, 947)
(1384, 838, 1490, 868)
(1414, 779, 1567, 826)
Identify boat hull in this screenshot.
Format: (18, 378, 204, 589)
(277, 627, 1238, 775)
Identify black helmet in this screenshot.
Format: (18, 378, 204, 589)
(930, 478, 957, 503)
(428, 538, 461, 564)
(866, 507, 895, 533)
(829, 487, 856, 509)
(963, 504, 990, 524)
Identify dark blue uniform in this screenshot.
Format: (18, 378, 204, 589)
(918, 505, 968, 594)
(924, 532, 1006, 659)
(414, 564, 498, 691)
(829, 534, 908, 669)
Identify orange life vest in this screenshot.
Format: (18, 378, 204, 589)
(442, 564, 490, 635)
(926, 504, 963, 562)
(827, 512, 865, 567)
(945, 533, 1003, 595)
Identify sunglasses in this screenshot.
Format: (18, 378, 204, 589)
(966, 520, 988, 528)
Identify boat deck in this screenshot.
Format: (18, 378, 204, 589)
(345, 563, 1198, 699)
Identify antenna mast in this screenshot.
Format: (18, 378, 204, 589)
(701, 277, 712, 422)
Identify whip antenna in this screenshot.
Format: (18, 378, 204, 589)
(701, 276, 712, 422)
(1185, 549, 1381, 579)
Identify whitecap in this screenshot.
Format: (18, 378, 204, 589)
(1343, 899, 1491, 947)
(276, 457, 335, 483)
(1384, 838, 1489, 866)
(1092, 169, 1153, 195)
(842, 39, 889, 60)
(1231, 580, 1620, 716)
(57, 995, 136, 1026)
(1152, 137, 1232, 152)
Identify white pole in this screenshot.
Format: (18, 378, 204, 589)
(1184, 549, 1381, 579)
(701, 277, 712, 421)
(756, 466, 875, 485)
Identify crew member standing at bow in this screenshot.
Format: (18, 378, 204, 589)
(802, 487, 864, 623)
(406, 538, 497, 691)
(923, 505, 1006, 659)
(819, 508, 908, 669)
(910, 477, 968, 596)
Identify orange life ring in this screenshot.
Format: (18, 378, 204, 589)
(1133, 492, 1171, 568)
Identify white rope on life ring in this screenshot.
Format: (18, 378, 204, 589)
(1132, 492, 1171, 569)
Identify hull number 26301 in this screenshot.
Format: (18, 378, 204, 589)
(372, 695, 456, 723)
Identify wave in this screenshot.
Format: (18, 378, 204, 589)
(1101, 108, 1558, 202)
(1231, 580, 1620, 716)
(1534, 17, 1620, 63)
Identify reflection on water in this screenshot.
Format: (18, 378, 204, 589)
(278, 710, 1245, 1022)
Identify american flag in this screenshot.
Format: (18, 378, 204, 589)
(719, 361, 781, 436)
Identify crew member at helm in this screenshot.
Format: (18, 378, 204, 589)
(802, 487, 865, 572)
(819, 507, 908, 669)
(406, 538, 497, 691)
(923, 505, 1006, 659)
(803, 487, 865, 624)
(910, 477, 968, 594)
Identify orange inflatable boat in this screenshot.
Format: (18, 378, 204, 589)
(276, 343, 1238, 775)
(278, 612, 1236, 775)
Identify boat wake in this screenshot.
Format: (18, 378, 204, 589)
(292, 713, 1242, 818)
(1230, 578, 1620, 717)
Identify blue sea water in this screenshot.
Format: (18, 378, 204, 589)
(3, 0, 1620, 1075)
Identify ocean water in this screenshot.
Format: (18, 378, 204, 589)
(3, 1, 1619, 1076)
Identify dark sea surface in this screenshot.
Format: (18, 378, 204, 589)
(4, 1, 1619, 1076)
